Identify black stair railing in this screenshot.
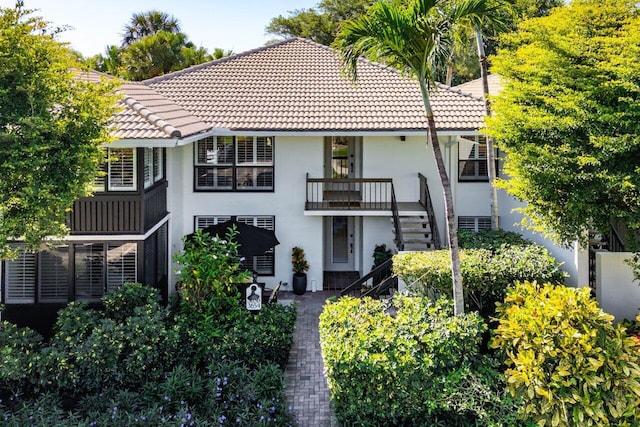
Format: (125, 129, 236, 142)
(391, 183, 405, 251)
(340, 258, 396, 298)
(418, 173, 441, 249)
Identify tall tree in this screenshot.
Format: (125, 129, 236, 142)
(335, 0, 474, 315)
(120, 31, 189, 80)
(122, 10, 181, 46)
(487, 0, 640, 255)
(267, 0, 376, 45)
(453, 0, 512, 231)
(0, 2, 117, 259)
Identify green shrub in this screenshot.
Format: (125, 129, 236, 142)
(174, 228, 250, 312)
(102, 282, 162, 321)
(458, 229, 532, 251)
(215, 303, 298, 369)
(492, 281, 640, 426)
(0, 321, 42, 398)
(394, 241, 564, 316)
(320, 295, 518, 426)
(42, 285, 179, 396)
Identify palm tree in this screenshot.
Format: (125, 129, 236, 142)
(122, 10, 181, 46)
(453, 0, 513, 231)
(335, 0, 467, 314)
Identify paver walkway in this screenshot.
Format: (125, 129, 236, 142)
(282, 290, 339, 426)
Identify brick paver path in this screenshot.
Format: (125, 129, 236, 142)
(283, 291, 339, 426)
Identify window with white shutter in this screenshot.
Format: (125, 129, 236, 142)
(153, 148, 164, 182)
(194, 136, 273, 191)
(39, 245, 69, 302)
(144, 148, 153, 188)
(108, 148, 136, 191)
(4, 244, 36, 303)
(75, 243, 105, 301)
(195, 215, 275, 275)
(106, 243, 137, 292)
(458, 136, 489, 182)
(458, 216, 492, 232)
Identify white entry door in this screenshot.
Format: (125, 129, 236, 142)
(324, 216, 355, 271)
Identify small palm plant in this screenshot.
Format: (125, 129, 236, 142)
(291, 246, 309, 274)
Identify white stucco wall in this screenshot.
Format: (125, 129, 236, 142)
(166, 136, 325, 291)
(596, 252, 640, 322)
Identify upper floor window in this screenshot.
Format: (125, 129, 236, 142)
(458, 136, 488, 182)
(194, 136, 274, 191)
(144, 147, 164, 189)
(93, 148, 136, 192)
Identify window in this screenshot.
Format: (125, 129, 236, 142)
(458, 216, 492, 232)
(4, 244, 36, 303)
(194, 136, 274, 191)
(144, 147, 165, 189)
(109, 148, 136, 191)
(458, 136, 488, 181)
(195, 215, 275, 276)
(2, 242, 137, 305)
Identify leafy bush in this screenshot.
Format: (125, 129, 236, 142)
(102, 282, 162, 321)
(0, 321, 42, 398)
(320, 296, 519, 426)
(458, 229, 532, 252)
(215, 303, 298, 369)
(492, 282, 640, 426)
(394, 241, 564, 316)
(41, 284, 179, 396)
(174, 228, 250, 312)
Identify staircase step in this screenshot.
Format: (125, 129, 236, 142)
(401, 227, 432, 233)
(404, 237, 434, 244)
(399, 217, 428, 223)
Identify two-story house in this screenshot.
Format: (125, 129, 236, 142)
(3, 37, 600, 333)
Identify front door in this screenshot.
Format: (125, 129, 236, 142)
(325, 136, 358, 179)
(324, 216, 355, 271)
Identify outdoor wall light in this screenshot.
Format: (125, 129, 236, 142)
(400, 135, 406, 141)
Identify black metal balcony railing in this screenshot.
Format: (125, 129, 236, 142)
(305, 175, 393, 210)
(69, 182, 167, 235)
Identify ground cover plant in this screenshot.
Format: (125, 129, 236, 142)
(319, 295, 522, 426)
(0, 229, 297, 426)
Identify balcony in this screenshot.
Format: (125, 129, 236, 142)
(68, 182, 168, 235)
(305, 176, 394, 212)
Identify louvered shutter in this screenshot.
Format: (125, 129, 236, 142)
(108, 148, 136, 190)
(5, 245, 35, 303)
(39, 246, 69, 302)
(106, 243, 137, 292)
(75, 244, 105, 301)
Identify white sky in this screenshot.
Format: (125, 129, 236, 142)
(1, 0, 319, 57)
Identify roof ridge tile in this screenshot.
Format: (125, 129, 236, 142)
(121, 95, 181, 138)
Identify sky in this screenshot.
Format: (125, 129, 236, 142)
(1, 0, 319, 57)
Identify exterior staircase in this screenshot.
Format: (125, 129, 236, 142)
(394, 215, 437, 251)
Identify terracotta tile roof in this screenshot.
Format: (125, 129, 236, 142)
(453, 74, 503, 98)
(145, 38, 486, 132)
(75, 70, 209, 140)
(113, 82, 210, 139)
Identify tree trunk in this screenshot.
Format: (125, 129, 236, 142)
(475, 28, 499, 230)
(446, 62, 453, 86)
(419, 82, 465, 315)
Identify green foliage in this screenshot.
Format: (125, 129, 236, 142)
(291, 246, 309, 273)
(458, 229, 532, 251)
(371, 243, 392, 268)
(266, 0, 376, 45)
(214, 304, 298, 370)
(320, 295, 519, 426)
(492, 282, 640, 426)
(0, 3, 118, 258)
(102, 281, 162, 321)
(42, 285, 179, 396)
(394, 241, 564, 316)
(86, 10, 231, 80)
(173, 228, 249, 312)
(0, 321, 42, 397)
(487, 0, 640, 254)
